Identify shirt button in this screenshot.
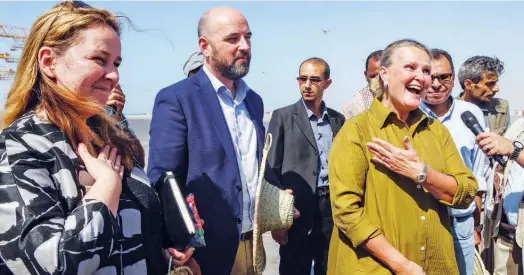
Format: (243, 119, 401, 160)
(236, 218, 241, 224)
(421, 216, 426, 221)
(236, 185, 242, 192)
(417, 185, 421, 189)
(314, 151, 318, 155)
(313, 171, 317, 176)
(420, 246, 425, 251)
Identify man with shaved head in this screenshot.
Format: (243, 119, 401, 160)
(148, 7, 295, 275)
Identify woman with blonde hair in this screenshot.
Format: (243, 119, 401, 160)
(0, 1, 198, 274)
(327, 39, 478, 275)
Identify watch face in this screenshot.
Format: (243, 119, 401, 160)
(417, 174, 426, 183)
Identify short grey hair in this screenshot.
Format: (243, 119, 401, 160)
(457, 56, 504, 89)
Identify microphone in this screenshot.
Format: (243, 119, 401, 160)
(460, 110, 506, 167)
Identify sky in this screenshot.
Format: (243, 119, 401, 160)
(1, 1, 524, 115)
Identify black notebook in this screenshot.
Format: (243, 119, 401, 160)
(156, 171, 196, 250)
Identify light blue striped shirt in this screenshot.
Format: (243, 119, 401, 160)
(203, 66, 258, 233)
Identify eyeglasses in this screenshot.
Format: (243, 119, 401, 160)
(42, 1, 92, 43)
(431, 73, 453, 83)
(296, 76, 325, 84)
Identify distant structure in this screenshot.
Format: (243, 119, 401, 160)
(0, 24, 28, 80)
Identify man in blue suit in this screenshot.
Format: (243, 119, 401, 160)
(147, 7, 292, 275)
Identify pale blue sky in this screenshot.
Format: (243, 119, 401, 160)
(1, 1, 523, 114)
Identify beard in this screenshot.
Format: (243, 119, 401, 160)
(210, 47, 250, 80)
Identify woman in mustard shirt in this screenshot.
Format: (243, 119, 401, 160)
(327, 39, 478, 275)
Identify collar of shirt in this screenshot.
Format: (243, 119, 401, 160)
(302, 99, 329, 121)
(203, 65, 250, 105)
(419, 97, 456, 122)
(369, 98, 428, 136)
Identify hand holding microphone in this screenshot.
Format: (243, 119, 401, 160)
(460, 111, 507, 167)
(475, 132, 514, 154)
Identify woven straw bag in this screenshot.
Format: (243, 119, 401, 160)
(253, 133, 295, 275)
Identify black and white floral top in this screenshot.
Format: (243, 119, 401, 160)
(0, 112, 167, 274)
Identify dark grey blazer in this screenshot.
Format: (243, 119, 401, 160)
(267, 99, 345, 236)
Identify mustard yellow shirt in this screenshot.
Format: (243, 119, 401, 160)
(327, 98, 478, 275)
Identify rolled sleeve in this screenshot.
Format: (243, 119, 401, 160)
(439, 127, 478, 208)
(329, 123, 382, 247)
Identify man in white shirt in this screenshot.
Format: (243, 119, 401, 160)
(420, 48, 489, 275)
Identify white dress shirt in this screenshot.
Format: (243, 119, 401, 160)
(203, 66, 259, 233)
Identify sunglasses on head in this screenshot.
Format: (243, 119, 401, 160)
(431, 73, 453, 83)
(42, 0, 93, 41)
(296, 76, 324, 83)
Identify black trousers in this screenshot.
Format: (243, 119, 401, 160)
(279, 194, 333, 275)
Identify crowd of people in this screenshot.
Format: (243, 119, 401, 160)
(0, 1, 522, 275)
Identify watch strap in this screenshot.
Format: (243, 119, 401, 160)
(510, 141, 523, 160)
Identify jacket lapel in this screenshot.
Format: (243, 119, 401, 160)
(293, 100, 318, 151)
(328, 110, 342, 136)
(195, 71, 239, 169)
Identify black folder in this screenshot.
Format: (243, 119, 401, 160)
(156, 171, 196, 250)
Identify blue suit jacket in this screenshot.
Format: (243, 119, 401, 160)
(147, 69, 280, 274)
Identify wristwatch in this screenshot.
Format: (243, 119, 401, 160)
(416, 164, 428, 184)
(510, 141, 524, 161)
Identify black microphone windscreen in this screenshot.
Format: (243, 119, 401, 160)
(460, 110, 478, 127)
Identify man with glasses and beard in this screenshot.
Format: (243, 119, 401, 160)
(419, 49, 488, 275)
(267, 57, 345, 275)
(147, 7, 293, 275)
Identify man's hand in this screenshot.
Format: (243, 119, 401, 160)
(272, 189, 300, 245)
(165, 247, 194, 267)
(476, 132, 514, 156)
(271, 229, 288, 245)
(285, 189, 301, 220)
(474, 230, 481, 246)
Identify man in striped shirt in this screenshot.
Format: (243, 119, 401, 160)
(340, 50, 382, 119)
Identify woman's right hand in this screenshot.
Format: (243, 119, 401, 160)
(395, 261, 426, 275)
(77, 143, 123, 185)
(77, 143, 124, 215)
